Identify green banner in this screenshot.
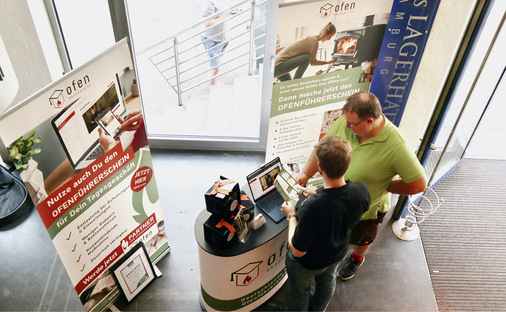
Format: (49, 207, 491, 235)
(271, 68, 369, 118)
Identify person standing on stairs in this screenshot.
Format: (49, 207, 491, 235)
(200, 0, 231, 85)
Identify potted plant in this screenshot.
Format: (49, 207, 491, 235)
(7, 129, 47, 205)
(7, 129, 42, 170)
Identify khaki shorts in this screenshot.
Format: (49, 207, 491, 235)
(349, 211, 387, 246)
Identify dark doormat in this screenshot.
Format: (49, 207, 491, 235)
(419, 158, 506, 311)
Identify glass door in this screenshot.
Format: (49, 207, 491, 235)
(393, 1, 505, 219)
(124, 0, 273, 151)
(422, 6, 505, 188)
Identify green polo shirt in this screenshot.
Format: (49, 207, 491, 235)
(325, 115, 425, 220)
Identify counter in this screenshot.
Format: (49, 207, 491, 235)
(194, 204, 288, 311)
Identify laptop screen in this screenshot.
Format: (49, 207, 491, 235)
(51, 82, 125, 168)
(247, 157, 282, 201)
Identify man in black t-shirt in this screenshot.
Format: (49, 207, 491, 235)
(281, 136, 370, 311)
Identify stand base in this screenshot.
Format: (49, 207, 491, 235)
(392, 218, 420, 241)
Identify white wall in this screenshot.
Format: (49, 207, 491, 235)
(398, 0, 477, 150)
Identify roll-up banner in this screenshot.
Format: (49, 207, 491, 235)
(370, 0, 441, 126)
(0, 39, 169, 311)
(267, 0, 440, 168)
(268, 0, 394, 166)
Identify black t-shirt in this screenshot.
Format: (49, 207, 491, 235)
(291, 181, 370, 270)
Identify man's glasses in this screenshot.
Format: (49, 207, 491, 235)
(346, 119, 365, 129)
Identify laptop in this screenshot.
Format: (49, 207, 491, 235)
(246, 157, 286, 223)
(51, 81, 128, 171)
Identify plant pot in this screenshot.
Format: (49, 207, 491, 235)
(19, 159, 47, 206)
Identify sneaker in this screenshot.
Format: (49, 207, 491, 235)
(338, 255, 364, 281)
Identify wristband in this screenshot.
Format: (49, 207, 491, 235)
(287, 213, 297, 221)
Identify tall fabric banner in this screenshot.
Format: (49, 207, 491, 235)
(369, 0, 441, 126)
(0, 39, 169, 311)
(267, 0, 394, 167)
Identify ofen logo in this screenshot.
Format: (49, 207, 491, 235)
(320, 3, 333, 18)
(231, 261, 262, 286)
(49, 90, 65, 108)
(49, 75, 91, 107)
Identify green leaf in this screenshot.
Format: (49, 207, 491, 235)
(8, 146, 19, 158)
(27, 129, 36, 139)
(6, 129, 42, 171)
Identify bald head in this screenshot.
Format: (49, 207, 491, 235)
(342, 91, 382, 120)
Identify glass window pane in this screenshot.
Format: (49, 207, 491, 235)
(53, 0, 115, 68)
(426, 1, 505, 185)
(126, 0, 265, 142)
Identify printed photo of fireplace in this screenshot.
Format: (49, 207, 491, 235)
(326, 15, 387, 81)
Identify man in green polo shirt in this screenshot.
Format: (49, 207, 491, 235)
(296, 91, 427, 281)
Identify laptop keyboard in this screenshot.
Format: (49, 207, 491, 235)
(258, 191, 284, 212)
(86, 145, 105, 161)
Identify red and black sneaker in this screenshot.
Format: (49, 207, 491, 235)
(338, 255, 364, 281)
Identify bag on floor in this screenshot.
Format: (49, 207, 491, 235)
(0, 164, 32, 226)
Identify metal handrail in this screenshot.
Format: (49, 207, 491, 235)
(166, 34, 249, 80)
(138, 0, 267, 106)
(166, 26, 251, 82)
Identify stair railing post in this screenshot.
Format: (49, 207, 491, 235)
(173, 37, 183, 106)
(248, 0, 256, 75)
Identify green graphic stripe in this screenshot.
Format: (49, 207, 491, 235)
(139, 148, 159, 204)
(271, 68, 370, 118)
(201, 268, 287, 311)
(132, 148, 159, 224)
(47, 152, 141, 239)
(91, 287, 120, 312)
(150, 242, 170, 263)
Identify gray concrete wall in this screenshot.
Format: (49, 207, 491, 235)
(0, 0, 53, 110)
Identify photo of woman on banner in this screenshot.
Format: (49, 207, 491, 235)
(274, 22, 336, 82)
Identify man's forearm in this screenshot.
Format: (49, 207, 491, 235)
(387, 176, 427, 195)
(288, 217, 306, 257)
(301, 149, 318, 178)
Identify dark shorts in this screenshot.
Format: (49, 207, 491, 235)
(349, 211, 387, 246)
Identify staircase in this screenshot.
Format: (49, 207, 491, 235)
(135, 0, 266, 139)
